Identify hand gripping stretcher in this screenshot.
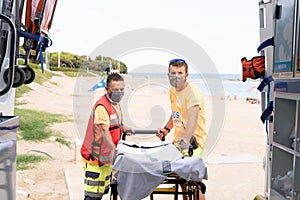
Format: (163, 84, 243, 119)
(110, 130, 208, 200)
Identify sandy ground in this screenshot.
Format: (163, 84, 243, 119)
(15, 71, 267, 200)
(16, 72, 78, 200)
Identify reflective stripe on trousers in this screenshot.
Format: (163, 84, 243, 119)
(83, 161, 112, 198)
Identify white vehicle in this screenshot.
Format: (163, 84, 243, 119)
(0, 0, 57, 199)
(256, 0, 300, 199)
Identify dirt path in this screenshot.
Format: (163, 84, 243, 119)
(16, 71, 79, 200)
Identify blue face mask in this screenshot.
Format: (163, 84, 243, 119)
(108, 91, 124, 104)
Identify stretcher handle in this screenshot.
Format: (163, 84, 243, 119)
(122, 130, 165, 141)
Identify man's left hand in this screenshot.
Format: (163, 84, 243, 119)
(122, 125, 135, 136)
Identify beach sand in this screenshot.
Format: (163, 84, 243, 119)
(16, 72, 266, 200)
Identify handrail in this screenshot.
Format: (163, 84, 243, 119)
(0, 14, 16, 96)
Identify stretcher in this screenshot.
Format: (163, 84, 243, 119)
(110, 130, 208, 200)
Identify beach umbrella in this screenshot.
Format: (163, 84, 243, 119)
(88, 78, 106, 92)
(246, 86, 258, 92)
(245, 85, 260, 101)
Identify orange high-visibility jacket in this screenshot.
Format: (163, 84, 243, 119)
(81, 95, 122, 165)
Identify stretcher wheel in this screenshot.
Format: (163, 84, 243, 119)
(3, 66, 26, 88)
(23, 66, 35, 84)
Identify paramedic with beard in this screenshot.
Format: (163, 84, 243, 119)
(81, 73, 133, 200)
(156, 59, 207, 200)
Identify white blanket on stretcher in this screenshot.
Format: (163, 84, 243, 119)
(113, 141, 208, 200)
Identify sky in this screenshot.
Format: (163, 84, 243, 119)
(48, 0, 260, 74)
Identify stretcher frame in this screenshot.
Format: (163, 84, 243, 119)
(110, 176, 204, 200)
(110, 130, 206, 200)
(150, 174, 204, 200)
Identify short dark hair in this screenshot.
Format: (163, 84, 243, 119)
(106, 73, 124, 87)
(169, 61, 188, 73)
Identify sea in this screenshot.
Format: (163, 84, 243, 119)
(128, 73, 261, 99)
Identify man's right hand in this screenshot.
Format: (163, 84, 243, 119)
(156, 128, 168, 141)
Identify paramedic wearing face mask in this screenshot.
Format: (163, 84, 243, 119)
(157, 59, 207, 155)
(81, 73, 133, 200)
(157, 59, 207, 199)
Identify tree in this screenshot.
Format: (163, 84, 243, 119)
(49, 52, 127, 73)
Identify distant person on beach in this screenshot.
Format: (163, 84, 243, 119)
(156, 58, 207, 199)
(81, 73, 133, 200)
(233, 95, 237, 101)
(246, 97, 260, 104)
(104, 67, 110, 75)
(227, 95, 231, 101)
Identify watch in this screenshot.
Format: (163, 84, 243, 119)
(164, 126, 170, 133)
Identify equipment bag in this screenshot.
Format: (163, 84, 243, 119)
(241, 56, 265, 82)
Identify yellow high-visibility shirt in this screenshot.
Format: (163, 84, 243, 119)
(94, 104, 122, 125)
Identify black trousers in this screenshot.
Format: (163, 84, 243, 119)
(84, 196, 102, 200)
